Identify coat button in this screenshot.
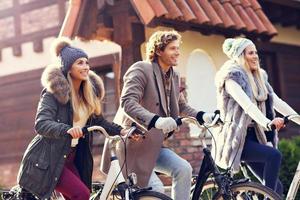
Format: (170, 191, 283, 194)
(63, 155, 67, 158)
(156, 102, 159, 106)
(55, 177, 58, 181)
(57, 119, 60, 122)
(35, 163, 39, 167)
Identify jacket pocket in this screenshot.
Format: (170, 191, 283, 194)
(26, 159, 49, 182)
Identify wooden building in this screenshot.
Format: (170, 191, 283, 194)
(0, 0, 121, 187)
(1, 0, 300, 189)
(60, 0, 300, 172)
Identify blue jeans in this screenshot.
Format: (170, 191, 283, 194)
(241, 128, 283, 196)
(148, 148, 192, 200)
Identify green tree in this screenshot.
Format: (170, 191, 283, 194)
(279, 136, 300, 199)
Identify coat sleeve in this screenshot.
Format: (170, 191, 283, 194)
(34, 91, 72, 139)
(120, 63, 157, 128)
(93, 115, 122, 136)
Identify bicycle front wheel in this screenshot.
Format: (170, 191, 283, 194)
(132, 190, 172, 200)
(193, 179, 282, 200)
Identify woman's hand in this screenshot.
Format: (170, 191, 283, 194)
(269, 117, 285, 131)
(67, 126, 83, 138)
(120, 128, 141, 141)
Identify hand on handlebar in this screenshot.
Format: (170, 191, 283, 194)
(120, 128, 141, 141)
(67, 126, 84, 138)
(201, 110, 223, 125)
(267, 117, 285, 131)
(155, 117, 178, 134)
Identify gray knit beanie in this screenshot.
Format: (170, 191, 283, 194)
(222, 38, 254, 60)
(52, 37, 88, 76)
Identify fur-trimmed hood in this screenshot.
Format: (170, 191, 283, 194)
(41, 65, 105, 104)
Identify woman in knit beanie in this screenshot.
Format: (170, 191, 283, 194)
(17, 37, 130, 200)
(214, 37, 300, 196)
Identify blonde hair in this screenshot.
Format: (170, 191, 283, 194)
(146, 30, 181, 62)
(236, 54, 268, 100)
(67, 73, 102, 121)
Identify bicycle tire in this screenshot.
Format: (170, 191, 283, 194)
(90, 188, 171, 200)
(190, 178, 217, 200)
(132, 190, 172, 200)
(192, 179, 282, 200)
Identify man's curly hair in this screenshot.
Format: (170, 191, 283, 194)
(146, 30, 181, 62)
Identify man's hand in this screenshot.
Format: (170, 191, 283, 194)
(67, 126, 83, 139)
(202, 110, 221, 125)
(155, 117, 177, 134)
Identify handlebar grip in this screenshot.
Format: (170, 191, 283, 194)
(131, 122, 146, 137)
(165, 118, 183, 138)
(270, 124, 276, 131)
(283, 116, 290, 125)
(176, 118, 183, 126)
(82, 127, 89, 136)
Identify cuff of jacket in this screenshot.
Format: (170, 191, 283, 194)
(196, 111, 205, 125)
(148, 115, 160, 130)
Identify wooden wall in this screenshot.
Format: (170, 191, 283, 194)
(0, 68, 43, 164)
(258, 42, 300, 138)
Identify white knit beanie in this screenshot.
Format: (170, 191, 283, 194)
(222, 38, 254, 60)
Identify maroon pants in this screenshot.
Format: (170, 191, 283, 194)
(55, 149, 90, 200)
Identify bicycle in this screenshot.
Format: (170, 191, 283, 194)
(237, 114, 300, 200)
(287, 161, 300, 200)
(1, 125, 171, 200)
(175, 116, 282, 200)
(85, 125, 172, 200)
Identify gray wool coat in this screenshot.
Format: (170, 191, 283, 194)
(213, 60, 277, 173)
(100, 61, 198, 187)
(17, 66, 122, 200)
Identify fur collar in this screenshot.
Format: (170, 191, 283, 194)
(41, 65, 104, 104)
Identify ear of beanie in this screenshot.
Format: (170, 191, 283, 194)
(51, 37, 88, 77)
(222, 38, 254, 59)
(222, 38, 235, 59)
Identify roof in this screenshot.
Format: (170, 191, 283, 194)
(130, 0, 277, 37)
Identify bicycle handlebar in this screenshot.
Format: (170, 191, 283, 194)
(269, 114, 300, 131)
(175, 115, 221, 129)
(81, 123, 144, 140)
(165, 114, 221, 138)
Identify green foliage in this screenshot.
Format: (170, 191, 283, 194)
(278, 136, 300, 199)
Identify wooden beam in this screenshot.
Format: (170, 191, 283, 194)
(33, 39, 43, 53)
(112, 10, 145, 90)
(0, 0, 58, 19)
(74, 0, 98, 39)
(12, 0, 22, 56)
(0, 26, 60, 49)
(89, 53, 119, 68)
(57, 0, 67, 24)
(12, 45, 22, 57)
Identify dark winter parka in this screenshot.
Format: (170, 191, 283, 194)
(17, 66, 122, 200)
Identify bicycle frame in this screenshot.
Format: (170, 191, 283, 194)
(99, 138, 126, 199)
(178, 117, 250, 200)
(286, 161, 300, 200)
(191, 144, 241, 200)
(86, 126, 137, 200)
